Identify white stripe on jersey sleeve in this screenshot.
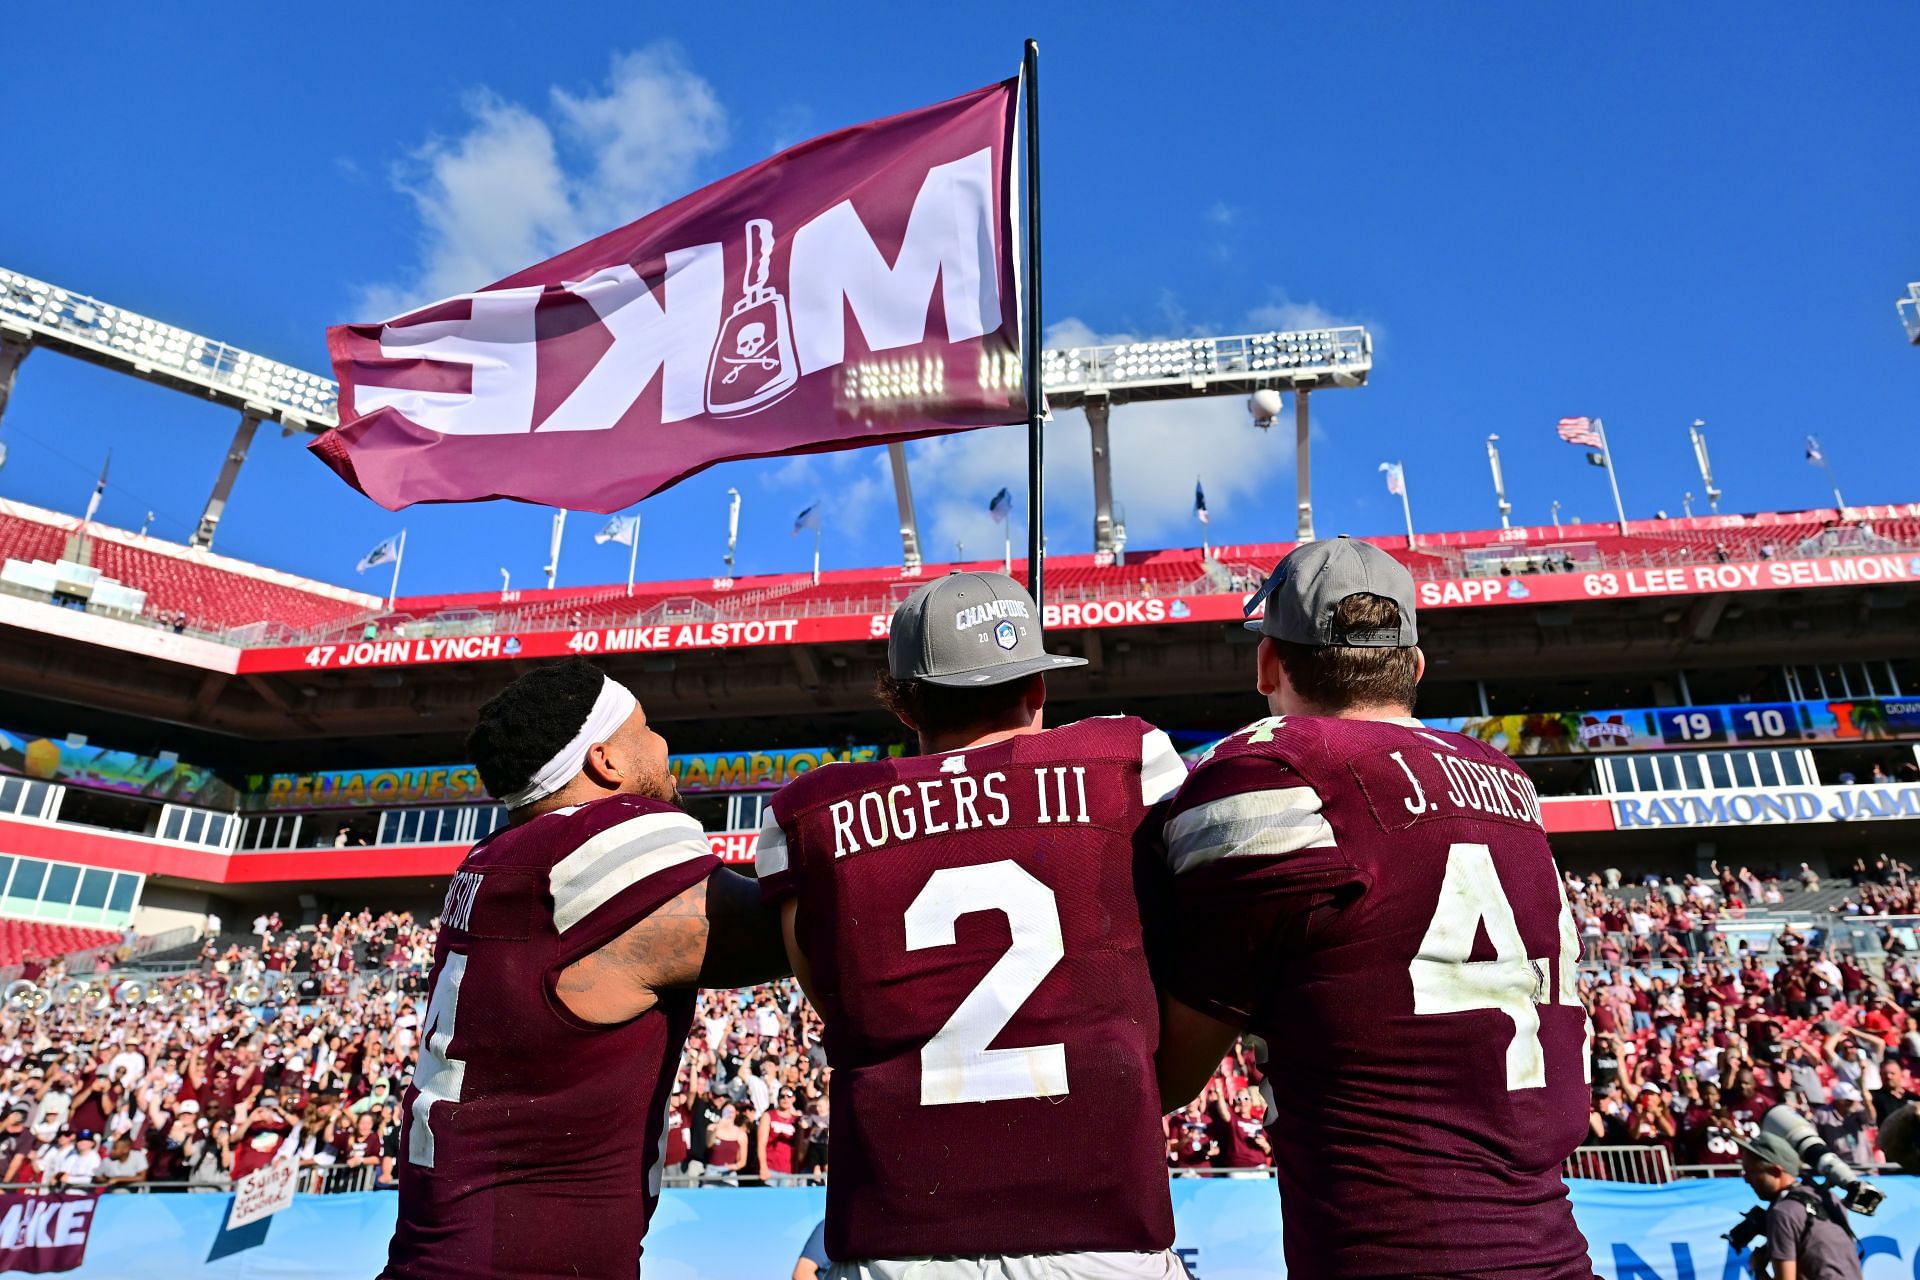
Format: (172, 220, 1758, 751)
(1164, 785, 1337, 875)
(752, 805, 789, 879)
(548, 810, 713, 934)
(1139, 727, 1188, 805)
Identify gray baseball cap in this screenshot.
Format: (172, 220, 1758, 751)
(1243, 536, 1419, 647)
(889, 572, 1087, 687)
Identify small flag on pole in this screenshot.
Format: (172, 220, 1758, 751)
(1585, 451, 1608, 468)
(1557, 416, 1603, 447)
(1805, 435, 1824, 465)
(794, 503, 824, 583)
(1193, 478, 1210, 525)
(986, 487, 1014, 572)
(595, 514, 640, 547)
(597, 513, 642, 594)
(82, 453, 110, 525)
(356, 535, 402, 573)
(1381, 460, 1416, 541)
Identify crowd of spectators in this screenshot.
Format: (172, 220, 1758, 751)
(14, 849, 1920, 1195)
(666, 982, 831, 1182)
(0, 906, 1281, 1196)
(1831, 854, 1920, 916)
(0, 911, 430, 1191)
(661, 980, 1280, 1181)
(1571, 855, 1920, 1175)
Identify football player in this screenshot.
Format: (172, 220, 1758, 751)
(383, 660, 788, 1280)
(755, 572, 1190, 1279)
(1154, 538, 1597, 1279)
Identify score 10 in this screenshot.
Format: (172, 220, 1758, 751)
(1659, 704, 1802, 746)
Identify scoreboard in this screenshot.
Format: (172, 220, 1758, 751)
(1655, 703, 1802, 748)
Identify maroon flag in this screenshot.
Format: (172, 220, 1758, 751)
(315, 79, 1025, 512)
(0, 1193, 96, 1273)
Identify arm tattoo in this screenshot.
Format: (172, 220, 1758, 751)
(555, 881, 708, 1021)
(559, 869, 790, 1022)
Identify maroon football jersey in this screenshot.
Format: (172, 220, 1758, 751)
(382, 794, 719, 1280)
(1163, 714, 1595, 1280)
(756, 716, 1186, 1261)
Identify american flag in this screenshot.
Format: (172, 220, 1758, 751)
(1379, 461, 1405, 496)
(1557, 416, 1603, 447)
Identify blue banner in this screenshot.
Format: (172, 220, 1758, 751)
(38, 1178, 1920, 1278)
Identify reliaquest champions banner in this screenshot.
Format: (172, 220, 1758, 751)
(243, 745, 901, 809)
(33, 1178, 1920, 1278)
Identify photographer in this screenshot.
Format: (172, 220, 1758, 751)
(1737, 1133, 1861, 1280)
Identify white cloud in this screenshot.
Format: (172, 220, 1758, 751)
(1247, 292, 1354, 334)
(765, 445, 894, 545)
(900, 309, 1340, 559)
(552, 47, 727, 237)
(358, 45, 728, 316)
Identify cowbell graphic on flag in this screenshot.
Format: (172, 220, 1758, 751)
(707, 219, 799, 417)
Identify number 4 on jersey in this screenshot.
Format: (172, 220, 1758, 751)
(409, 952, 470, 1167)
(1409, 843, 1586, 1091)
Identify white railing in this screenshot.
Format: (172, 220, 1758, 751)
(1564, 1145, 1676, 1184)
(241, 533, 1920, 651)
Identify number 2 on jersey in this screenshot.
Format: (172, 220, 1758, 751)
(1409, 842, 1587, 1091)
(904, 860, 1068, 1107)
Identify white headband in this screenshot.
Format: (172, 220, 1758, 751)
(499, 676, 639, 809)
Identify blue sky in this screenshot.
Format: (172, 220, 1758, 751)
(2, 5, 1917, 596)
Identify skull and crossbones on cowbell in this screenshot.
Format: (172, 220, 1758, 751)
(719, 322, 782, 384)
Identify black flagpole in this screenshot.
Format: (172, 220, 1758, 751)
(1021, 38, 1044, 606)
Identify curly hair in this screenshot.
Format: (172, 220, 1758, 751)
(465, 658, 607, 801)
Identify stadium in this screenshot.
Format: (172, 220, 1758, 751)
(2, 262, 1919, 1274)
(4, 18, 1920, 1279)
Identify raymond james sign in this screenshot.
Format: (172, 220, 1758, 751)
(1613, 782, 1920, 829)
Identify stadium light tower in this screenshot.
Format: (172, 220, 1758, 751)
(1688, 419, 1722, 513)
(836, 325, 1371, 563)
(1900, 283, 1920, 345)
(1486, 434, 1512, 530)
(1043, 327, 1371, 551)
(723, 487, 741, 580)
(886, 442, 922, 571)
(0, 269, 338, 551)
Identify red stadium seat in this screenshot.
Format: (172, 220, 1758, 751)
(0, 501, 373, 633)
(0, 918, 120, 967)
